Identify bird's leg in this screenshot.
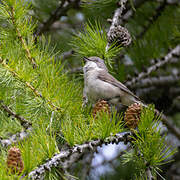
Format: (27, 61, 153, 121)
(82, 96, 88, 107)
(82, 88, 88, 107)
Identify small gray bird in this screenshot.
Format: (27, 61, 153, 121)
(83, 56, 142, 107)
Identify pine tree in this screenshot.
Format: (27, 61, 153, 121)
(0, 0, 179, 179)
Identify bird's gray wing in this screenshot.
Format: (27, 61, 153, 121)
(98, 71, 140, 100)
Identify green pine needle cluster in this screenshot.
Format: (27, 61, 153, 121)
(0, 0, 177, 179)
(123, 105, 177, 179)
(0, 1, 124, 179)
(71, 21, 122, 62)
(18, 124, 59, 174)
(62, 110, 123, 146)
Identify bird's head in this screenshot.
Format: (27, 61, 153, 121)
(83, 56, 108, 73)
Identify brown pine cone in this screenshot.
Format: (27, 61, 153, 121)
(108, 25, 132, 47)
(7, 147, 24, 174)
(124, 103, 142, 129)
(92, 100, 110, 118)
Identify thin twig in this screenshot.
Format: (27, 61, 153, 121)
(10, 7, 37, 68)
(111, 0, 128, 27)
(0, 127, 32, 148)
(28, 132, 132, 179)
(0, 59, 61, 111)
(0, 101, 32, 129)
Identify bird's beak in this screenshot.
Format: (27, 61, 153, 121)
(83, 57, 90, 62)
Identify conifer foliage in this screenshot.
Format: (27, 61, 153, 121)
(0, 0, 179, 179)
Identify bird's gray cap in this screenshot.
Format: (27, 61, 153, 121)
(83, 56, 108, 71)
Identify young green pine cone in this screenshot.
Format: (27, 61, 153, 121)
(108, 25, 132, 47)
(124, 103, 142, 129)
(92, 100, 110, 118)
(7, 147, 24, 174)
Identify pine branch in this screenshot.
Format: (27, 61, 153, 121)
(0, 101, 32, 129)
(28, 132, 132, 179)
(35, 0, 80, 36)
(125, 44, 180, 88)
(0, 99, 32, 148)
(112, 0, 128, 27)
(9, 6, 37, 68)
(106, 0, 128, 50)
(62, 149, 87, 170)
(0, 59, 61, 111)
(0, 127, 32, 148)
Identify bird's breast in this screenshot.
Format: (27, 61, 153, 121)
(85, 73, 120, 103)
